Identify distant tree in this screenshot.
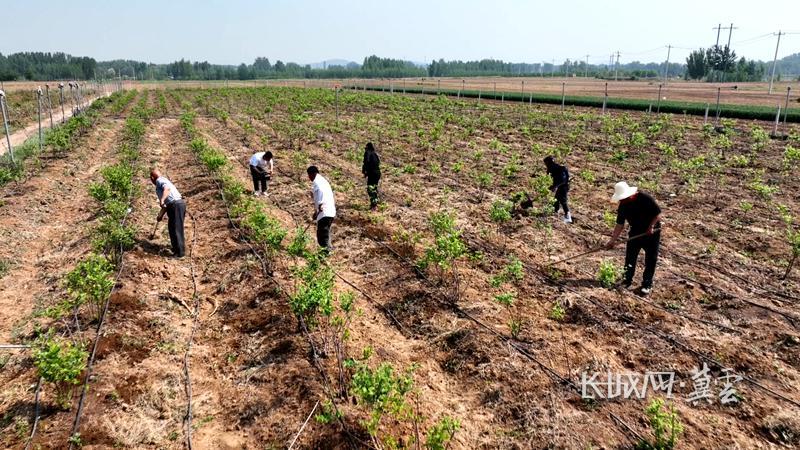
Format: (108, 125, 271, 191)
(237, 63, 251, 80)
(706, 45, 737, 81)
(685, 49, 708, 80)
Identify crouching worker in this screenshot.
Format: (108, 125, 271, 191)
(605, 181, 662, 295)
(249, 150, 274, 196)
(150, 169, 186, 258)
(307, 166, 336, 253)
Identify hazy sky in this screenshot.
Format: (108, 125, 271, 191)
(2, 0, 799, 66)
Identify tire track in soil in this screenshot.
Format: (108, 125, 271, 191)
(70, 118, 328, 449)
(195, 116, 571, 448)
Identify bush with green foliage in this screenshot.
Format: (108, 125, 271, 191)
(635, 398, 683, 450)
(489, 200, 513, 223)
(416, 211, 466, 273)
(425, 416, 460, 450)
(32, 335, 88, 409)
(597, 260, 622, 288)
(65, 254, 115, 322)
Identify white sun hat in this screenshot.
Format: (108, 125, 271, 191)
(611, 181, 638, 202)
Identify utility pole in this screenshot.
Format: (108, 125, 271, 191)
(614, 51, 620, 81)
(769, 31, 784, 94)
(663, 45, 672, 85)
(585, 54, 590, 78)
(713, 23, 722, 47)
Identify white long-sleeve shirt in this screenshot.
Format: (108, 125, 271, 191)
(312, 174, 336, 221)
(249, 152, 274, 172)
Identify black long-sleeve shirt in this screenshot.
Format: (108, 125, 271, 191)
(546, 163, 569, 190)
(362, 150, 381, 176)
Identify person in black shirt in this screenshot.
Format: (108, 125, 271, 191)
(544, 156, 572, 223)
(362, 142, 381, 210)
(605, 181, 662, 295)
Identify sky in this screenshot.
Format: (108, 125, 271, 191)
(2, 0, 799, 66)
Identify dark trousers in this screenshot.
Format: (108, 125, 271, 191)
(167, 200, 186, 257)
(624, 230, 660, 288)
(317, 216, 334, 250)
(553, 186, 569, 214)
(250, 165, 269, 192)
(366, 173, 381, 208)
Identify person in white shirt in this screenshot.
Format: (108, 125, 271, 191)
(249, 151, 274, 196)
(149, 169, 186, 257)
(307, 165, 336, 252)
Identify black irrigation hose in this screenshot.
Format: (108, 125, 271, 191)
(186, 130, 363, 446)
(263, 152, 579, 394)
(69, 208, 132, 448)
(182, 210, 199, 450)
(23, 378, 43, 450)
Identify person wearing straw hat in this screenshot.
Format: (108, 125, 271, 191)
(605, 181, 662, 295)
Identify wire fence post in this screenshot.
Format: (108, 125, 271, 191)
(783, 86, 791, 134)
(437, 79, 440, 95)
(45, 84, 54, 128)
(59, 84, 65, 123)
(561, 82, 566, 112)
(602, 82, 608, 115)
(773, 105, 781, 136)
(1, 91, 14, 164)
(656, 84, 663, 114)
(335, 87, 339, 124)
(704, 103, 709, 124)
(714, 87, 722, 127)
(37, 87, 43, 151)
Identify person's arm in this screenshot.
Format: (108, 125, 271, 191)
(268, 159, 274, 175)
(157, 206, 167, 222)
(606, 206, 626, 249)
(159, 186, 170, 208)
(606, 224, 625, 249)
(648, 214, 662, 234)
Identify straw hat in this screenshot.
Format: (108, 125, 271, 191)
(611, 181, 638, 202)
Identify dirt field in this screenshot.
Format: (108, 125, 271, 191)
(1, 86, 800, 449)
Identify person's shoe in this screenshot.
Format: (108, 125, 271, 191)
(264, 192, 270, 197)
(618, 279, 633, 290)
(253, 191, 261, 197)
(640, 286, 653, 295)
(563, 213, 573, 224)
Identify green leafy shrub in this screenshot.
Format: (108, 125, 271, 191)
(349, 358, 415, 438)
(635, 398, 683, 450)
(287, 226, 311, 257)
(289, 256, 334, 325)
(597, 260, 621, 288)
(65, 254, 115, 322)
(549, 303, 566, 321)
(489, 200, 513, 223)
(241, 206, 286, 252)
(425, 416, 460, 450)
(784, 145, 800, 169)
(416, 211, 466, 272)
(32, 335, 88, 409)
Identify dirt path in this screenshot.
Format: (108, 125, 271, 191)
(62, 118, 326, 449)
(0, 117, 124, 342)
(1, 95, 108, 153)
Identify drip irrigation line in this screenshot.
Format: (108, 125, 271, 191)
(182, 210, 200, 450)
(575, 286, 800, 408)
(69, 207, 132, 448)
(24, 378, 43, 450)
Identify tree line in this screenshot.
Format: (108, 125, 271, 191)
(2, 50, 795, 82)
(685, 45, 766, 82)
(0, 52, 96, 81)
